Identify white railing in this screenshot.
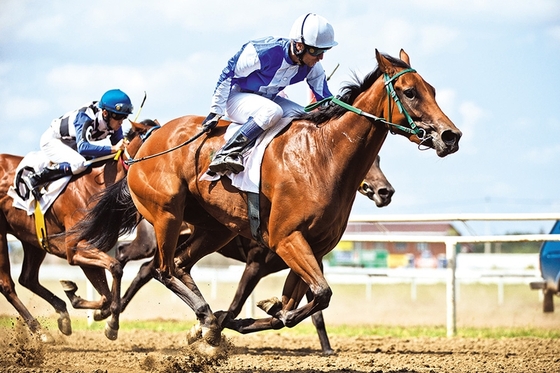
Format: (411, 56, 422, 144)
(343, 213, 560, 337)
(6, 213, 560, 336)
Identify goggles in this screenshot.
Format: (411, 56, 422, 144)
(110, 112, 128, 121)
(306, 45, 330, 57)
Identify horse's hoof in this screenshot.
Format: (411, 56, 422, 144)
(186, 323, 202, 345)
(257, 296, 282, 315)
(59, 280, 78, 293)
(322, 348, 336, 356)
(57, 314, 72, 336)
(201, 326, 222, 347)
(93, 309, 110, 321)
(189, 336, 229, 360)
(104, 324, 118, 340)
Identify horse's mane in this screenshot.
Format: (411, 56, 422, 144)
(295, 54, 410, 125)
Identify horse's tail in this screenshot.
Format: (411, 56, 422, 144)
(70, 177, 140, 252)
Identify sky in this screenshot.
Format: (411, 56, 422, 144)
(1, 0, 559, 236)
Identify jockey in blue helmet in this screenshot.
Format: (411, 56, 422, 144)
(23, 89, 133, 195)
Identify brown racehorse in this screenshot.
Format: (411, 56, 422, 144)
(108, 154, 393, 354)
(73, 50, 461, 348)
(0, 120, 157, 342)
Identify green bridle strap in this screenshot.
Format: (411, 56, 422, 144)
(304, 68, 426, 139)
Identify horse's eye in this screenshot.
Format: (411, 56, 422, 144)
(403, 88, 416, 99)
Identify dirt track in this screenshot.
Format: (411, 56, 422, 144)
(1, 326, 559, 373)
(1, 273, 559, 372)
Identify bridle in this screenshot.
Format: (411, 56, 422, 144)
(305, 68, 431, 147)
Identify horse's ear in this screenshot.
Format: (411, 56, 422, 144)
(375, 49, 396, 75)
(129, 119, 153, 133)
(399, 49, 410, 65)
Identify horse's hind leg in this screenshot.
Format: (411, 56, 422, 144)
(0, 237, 55, 343)
(18, 243, 72, 336)
(159, 224, 236, 346)
(64, 248, 122, 340)
(59, 267, 111, 310)
(116, 260, 156, 316)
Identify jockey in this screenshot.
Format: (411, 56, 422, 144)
(23, 89, 133, 194)
(202, 13, 338, 175)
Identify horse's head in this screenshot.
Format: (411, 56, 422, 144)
(375, 49, 461, 157)
(123, 119, 160, 159)
(357, 155, 394, 208)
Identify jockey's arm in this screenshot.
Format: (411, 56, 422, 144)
(74, 114, 114, 158)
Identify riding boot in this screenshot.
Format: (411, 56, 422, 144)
(207, 117, 264, 175)
(22, 162, 73, 198)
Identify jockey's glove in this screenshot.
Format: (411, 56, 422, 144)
(201, 113, 222, 133)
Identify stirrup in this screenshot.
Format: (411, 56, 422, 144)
(208, 154, 245, 174)
(21, 175, 41, 201)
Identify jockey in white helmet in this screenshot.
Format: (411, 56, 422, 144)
(202, 13, 338, 175)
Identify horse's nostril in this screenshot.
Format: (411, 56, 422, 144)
(378, 188, 390, 198)
(442, 130, 459, 146)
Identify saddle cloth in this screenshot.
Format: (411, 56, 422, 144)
(200, 117, 291, 193)
(7, 151, 71, 215)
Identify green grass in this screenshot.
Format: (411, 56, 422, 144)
(1, 315, 558, 339)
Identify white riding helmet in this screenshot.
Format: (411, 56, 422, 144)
(289, 13, 338, 49)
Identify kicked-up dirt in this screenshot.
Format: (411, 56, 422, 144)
(0, 323, 559, 373)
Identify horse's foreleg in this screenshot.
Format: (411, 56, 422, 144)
(0, 239, 55, 343)
(66, 248, 122, 340)
(18, 243, 71, 337)
(306, 289, 334, 355)
(272, 232, 332, 327)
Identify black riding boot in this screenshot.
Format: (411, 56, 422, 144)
(207, 118, 264, 175)
(23, 162, 73, 197)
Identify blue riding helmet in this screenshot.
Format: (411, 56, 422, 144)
(99, 89, 134, 115)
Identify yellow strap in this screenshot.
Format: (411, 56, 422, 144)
(34, 201, 50, 252)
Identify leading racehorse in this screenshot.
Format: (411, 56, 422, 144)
(0, 120, 157, 342)
(73, 50, 461, 348)
(101, 154, 393, 354)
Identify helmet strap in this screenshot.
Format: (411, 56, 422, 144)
(101, 110, 110, 123)
(291, 41, 306, 65)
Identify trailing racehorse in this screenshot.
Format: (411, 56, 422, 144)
(73, 50, 461, 349)
(109, 154, 393, 354)
(0, 120, 157, 342)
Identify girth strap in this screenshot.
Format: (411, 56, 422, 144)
(247, 192, 268, 249)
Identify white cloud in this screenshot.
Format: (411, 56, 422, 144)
(435, 88, 457, 113)
(2, 96, 50, 121)
(45, 64, 148, 108)
(413, 0, 560, 22)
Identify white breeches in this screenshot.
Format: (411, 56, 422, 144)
(39, 127, 87, 174)
(226, 90, 304, 130)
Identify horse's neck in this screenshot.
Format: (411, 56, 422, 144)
(316, 84, 389, 192)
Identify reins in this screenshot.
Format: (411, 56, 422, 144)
(305, 68, 431, 148)
(124, 126, 203, 166)
(126, 68, 430, 167)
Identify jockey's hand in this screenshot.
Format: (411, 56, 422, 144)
(201, 113, 222, 133)
(111, 139, 125, 153)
